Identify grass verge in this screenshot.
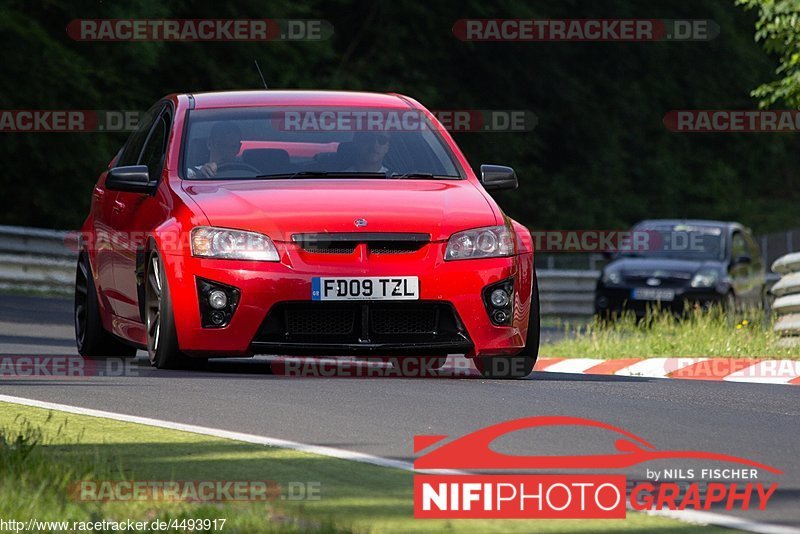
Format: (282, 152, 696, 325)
(0, 402, 726, 533)
(542, 306, 800, 360)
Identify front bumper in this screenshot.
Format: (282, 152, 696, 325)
(161, 242, 533, 358)
(595, 285, 725, 316)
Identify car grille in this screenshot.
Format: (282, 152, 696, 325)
(285, 306, 356, 335)
(255, 301, 466, 344)
(293, 233, 429, 255)
(302, 244, 358, 254)
(622, 271, 693, 288)
(370, 306, 437, 334)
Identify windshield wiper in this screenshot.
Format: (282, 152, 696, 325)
(255, 171, 387, 180)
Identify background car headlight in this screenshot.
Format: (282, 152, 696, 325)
(191, 227, 279, 261)
(445, 226, 514, 260)
(601, 270, 622, 285)
(690, 268, 719, 288)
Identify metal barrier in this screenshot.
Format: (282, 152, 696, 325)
(771, 252, 800, 346)
(538, 269, 598, 317)
(0, 225, 76, 294)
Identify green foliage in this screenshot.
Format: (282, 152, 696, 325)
(737, 0, 800, 108)
(544, 305, 800, 359)
(2, 0, 799, 232)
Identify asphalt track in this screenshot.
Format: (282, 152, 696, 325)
(0, 294, 798, 531)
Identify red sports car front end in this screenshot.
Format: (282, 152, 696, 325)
(76, 90, 539, 378)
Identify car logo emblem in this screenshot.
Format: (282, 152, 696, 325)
(354, 218, 368, 227)
(646, 277, 661, 286)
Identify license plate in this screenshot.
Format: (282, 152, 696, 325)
(312, 276, 419, 301)
(632, 288, 675, 302)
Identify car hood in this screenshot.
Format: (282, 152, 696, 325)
(606, 257, 721, 277)
(182, 179, 498, 241)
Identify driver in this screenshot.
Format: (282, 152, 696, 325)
(187, 122, 242, 179)
(345, 131, 390, 173)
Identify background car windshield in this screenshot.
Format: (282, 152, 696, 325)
(626, 224, 725, 261)
(183, 107, 462, 179)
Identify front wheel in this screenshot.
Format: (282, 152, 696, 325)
(145, 250, 205, 369)
(475, 272, 540, 379)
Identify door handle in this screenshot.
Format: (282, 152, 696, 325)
(93, 187, 105, 200)
(112, 200, 126, 214)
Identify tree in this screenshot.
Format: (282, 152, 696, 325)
(737, 0, 800, 108)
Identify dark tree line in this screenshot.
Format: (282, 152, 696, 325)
(1, 0, 798, 232)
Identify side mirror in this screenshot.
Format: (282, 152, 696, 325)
(732, 255, 752, 267)
(106, 165, 155, 194)
(480, 164, 518, 191)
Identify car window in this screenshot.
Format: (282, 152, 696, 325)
(182, 107, 463, 180)
(117, 105, 162, 167)
(731, 231, 748, 260)
(139, 110, 171, 181)
(624, 224, 724, 261)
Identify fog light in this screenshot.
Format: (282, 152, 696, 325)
(490, 289, 510, 308)
(209, 311, 226, 325)
(208, 289, 228, 310)
(492, 310, 509, 324)
(196, 278, 240, 328)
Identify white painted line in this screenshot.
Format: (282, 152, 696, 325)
(540, 358, 605, 374)
(0, 393, 795, 534)
(724, 360, 800, 385)
(0, 394, 415, 472)
(615, 358, 708, 378)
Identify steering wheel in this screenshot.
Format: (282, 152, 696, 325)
(215, 162, 261, 174)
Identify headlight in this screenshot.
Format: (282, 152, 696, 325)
(690, 268, 719, 288)
(602, 270, 622, 285)
(191, 227, 279, 261)
(445, 226, 514, 260)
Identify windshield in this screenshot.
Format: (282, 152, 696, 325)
(621, 224, 726, 261)
(182, 107, 462, 180)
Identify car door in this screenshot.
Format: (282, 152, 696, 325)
(109, 104, 172, 322)
(100, 105, 161, 316)
(89, 150, 123, 305)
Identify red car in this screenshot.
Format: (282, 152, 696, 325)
(74, 90, 538, 378)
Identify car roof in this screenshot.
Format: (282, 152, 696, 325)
(635, 219, 741, 230)
(183, 90, 415, 110)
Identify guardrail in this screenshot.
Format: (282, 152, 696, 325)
(0, 225, 76, 295)
(538, 269, 598, 317)
(0, 225, 601, 316)
(771, 252, 800, 347)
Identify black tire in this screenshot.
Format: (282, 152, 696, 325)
(144, 250, 205, 370)
(74, 252, 137, 358)
(475, 271, 540, 379)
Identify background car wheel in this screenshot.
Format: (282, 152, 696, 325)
(145, 250, 205, 370)
(74, 252, 137, 359)
(475, 271, 540, 379)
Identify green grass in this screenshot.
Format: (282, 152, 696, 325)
(0, 403, 726, 533)
(542, 305, 800, 360)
